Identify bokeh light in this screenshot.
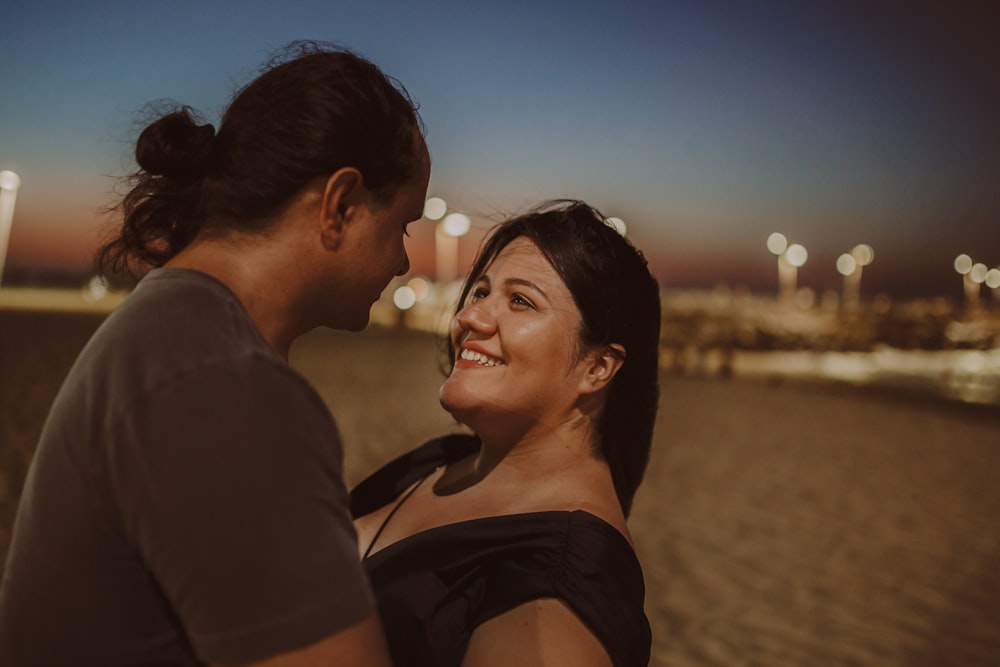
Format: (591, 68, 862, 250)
(83, 275, 109, 301)
(851, 244, 874, 266)
(606, 216, 627, 236)
(0, 170, 21, 191)
(985, 268, 1000, 289)
(954, 254, 973, 275)
(786, 243, 808, 268)
(766, 232, 788, 255)
(793, 287, 816, 309)
(423, 197, 447, 221)
(407, 277, 431, 301)
(393, 285, 417, 310)
(970, 263, 988, 284)
(442, 212, 471, 237)
(836, 253, 857, 276)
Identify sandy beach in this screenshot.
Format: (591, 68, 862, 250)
(2, 308, 999, 666)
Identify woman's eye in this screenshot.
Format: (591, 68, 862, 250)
(469, 286, 489, 302)
(511, 293, 534, 308)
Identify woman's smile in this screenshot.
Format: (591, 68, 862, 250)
(457, 346, 505, 367)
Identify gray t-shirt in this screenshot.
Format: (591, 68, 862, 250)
(0, 268, 373, 665)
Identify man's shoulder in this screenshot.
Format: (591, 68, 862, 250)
(93, 268, 268, 366)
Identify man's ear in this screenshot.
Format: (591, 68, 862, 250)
(580, 343, 626, 395)
(318, 167, 364, 251)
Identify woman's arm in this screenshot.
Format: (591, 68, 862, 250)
(461, 599, 613, 667)
(216, 612, 393, 667)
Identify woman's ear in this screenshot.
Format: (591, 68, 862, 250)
(318, 167, 364, 251)
(580, 343, 626, 395)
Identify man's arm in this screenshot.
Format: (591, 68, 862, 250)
(221, 612, 392, 667)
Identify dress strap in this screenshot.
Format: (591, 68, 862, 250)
(362, 471, 432, 559)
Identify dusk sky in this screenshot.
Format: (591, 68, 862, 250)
(2, 1, 998, 300)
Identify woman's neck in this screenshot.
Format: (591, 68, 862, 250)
(434, 425, 602, 501)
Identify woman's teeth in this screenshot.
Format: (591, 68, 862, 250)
(460, 349, 504, 366)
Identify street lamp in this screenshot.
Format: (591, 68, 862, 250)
(784, 243, 808, 305)
(836, 243, 874, 311)
(986, 268, 1000, 306)
(767, 233, 791, 303)
(766, 233, 807, 303)
(426, 197, 471, 284)
(0, 170, 21, 288)
(954, 253, 980, 311)
(436, 212, 471, 283)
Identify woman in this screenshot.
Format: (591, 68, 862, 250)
(0, 42, 427, 666)
(352, 200, 661, 667)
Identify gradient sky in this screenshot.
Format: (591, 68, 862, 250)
(2, 1, 998, 299)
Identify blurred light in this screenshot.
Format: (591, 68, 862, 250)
(393, 285, 417, 310)
(785, 243, 808, 267)
(423, 197, 447, 221)
(793, 287, 815, 309)
(985, 268, 1000, 289)
(0, 170, 21, 191)
(606, 216, 627, 236)
(766, 232, 788, 255)
(83, 275, 109, 301)
(851, 243, 874, 266)
(873, 293, 892, 315)
(407, 277, 430, 301)
(0, 170, 21, 289)
(442, 212, 471, 237)
(970, 263, 988, 284)
(836, 253, 857, 276)
(954, 254, 973, 275)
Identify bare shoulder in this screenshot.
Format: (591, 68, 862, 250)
(460, 598, 613, 667)
(214, 612, 392, 667)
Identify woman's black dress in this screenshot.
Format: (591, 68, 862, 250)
(350, 435, 651, 667)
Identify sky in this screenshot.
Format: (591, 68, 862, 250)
(1, 0, 998, 300)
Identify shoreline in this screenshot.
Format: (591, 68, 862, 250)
(4, 286, 998, 410)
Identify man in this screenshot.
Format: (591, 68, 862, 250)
(0, 42, 429, 666)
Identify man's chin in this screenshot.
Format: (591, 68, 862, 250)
(345, 316, 370, 333)
(344, 303, 375, 332)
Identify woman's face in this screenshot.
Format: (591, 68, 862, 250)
(439, 237, 593, 436)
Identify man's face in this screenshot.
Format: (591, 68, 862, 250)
(332, 146, 430, 331)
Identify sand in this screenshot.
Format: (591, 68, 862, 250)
(2, 308, 999, 666)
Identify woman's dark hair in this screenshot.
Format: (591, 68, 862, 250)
(97, 40, 425, 278)
(451, 200, 661, 516)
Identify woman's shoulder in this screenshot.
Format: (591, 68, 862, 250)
(562, 510, 642, 571)
(474, 510, 651, 667)
(532, 511, 651, 667)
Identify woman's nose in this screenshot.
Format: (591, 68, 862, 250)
(455, 298, 496, 335)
